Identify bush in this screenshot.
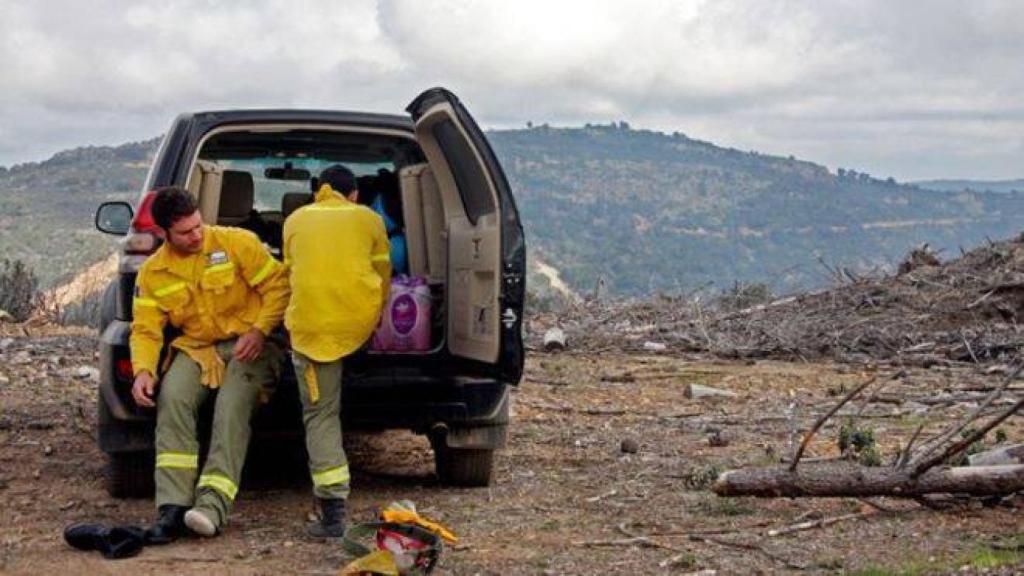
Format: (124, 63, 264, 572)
(0, 259, 40, 321)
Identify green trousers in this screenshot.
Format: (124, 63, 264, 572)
(154, 339, 281, 528)
(291, 351, 350, 500)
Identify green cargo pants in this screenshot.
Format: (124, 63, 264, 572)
(154, 339, 281, 529)
(291, 351, 350, 500)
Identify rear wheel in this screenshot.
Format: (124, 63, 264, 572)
(432, 443, 495, 487)
(106, 451, 154, 498)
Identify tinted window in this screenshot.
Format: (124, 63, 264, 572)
(432, 120, 496, 224)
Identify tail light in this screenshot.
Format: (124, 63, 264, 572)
(115, 358, 135, 381)
(120, 190, 161, 273)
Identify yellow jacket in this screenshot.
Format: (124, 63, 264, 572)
(283, 185, 392, 362)
(130, 226, 290, 385)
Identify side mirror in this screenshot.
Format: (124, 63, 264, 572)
(96, 201, 134, 235)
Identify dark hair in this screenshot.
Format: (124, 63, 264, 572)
(318, 164, 356, 193)
(151, 187, 198, 230)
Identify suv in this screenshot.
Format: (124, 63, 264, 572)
(93, 88, 526, 496)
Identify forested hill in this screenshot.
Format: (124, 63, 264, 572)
(3, 125, 1023, 296)
(489, 124, 1024, 295)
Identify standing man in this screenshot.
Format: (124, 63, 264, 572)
(283, 165, 391, 537)
(130, 187, 289, 541)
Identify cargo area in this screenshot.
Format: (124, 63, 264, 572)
(186, 127, 448, 354)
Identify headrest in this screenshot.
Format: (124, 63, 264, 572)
(219, 171, 254, 219)
(282, 192, 312, 219)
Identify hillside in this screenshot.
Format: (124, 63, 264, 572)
(490, 124, 1024, 295)
(913, 178, 1024, 194)
(0, 139, 157, 286)
(3, 126, 1024, 296)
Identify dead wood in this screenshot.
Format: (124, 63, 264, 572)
(712, 463, 1024, 498)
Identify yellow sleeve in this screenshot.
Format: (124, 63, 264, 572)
(233, 230, 290, 335)
(129, 271, 167, 377)
(369, 214, 392, 309)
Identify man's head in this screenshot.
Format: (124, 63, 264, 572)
(151, 187, 204, 254)
(318, 165, 358, 201)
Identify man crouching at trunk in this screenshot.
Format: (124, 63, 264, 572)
(129, 187, 289, 541)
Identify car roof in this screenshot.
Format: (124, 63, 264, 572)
(186, 109, 414, 131)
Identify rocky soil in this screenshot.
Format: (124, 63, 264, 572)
(1, 325, 1023, 575)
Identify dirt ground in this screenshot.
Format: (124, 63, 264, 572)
(1, 329, 1023, 575)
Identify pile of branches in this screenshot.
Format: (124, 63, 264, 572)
(536, 234, 1024, 365)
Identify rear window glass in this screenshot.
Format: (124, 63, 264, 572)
(432, 120, 496, 224)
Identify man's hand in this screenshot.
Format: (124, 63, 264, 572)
(132, 371, 157, 408)
(233, 328, 265, 362)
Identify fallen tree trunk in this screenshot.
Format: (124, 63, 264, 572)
(713, 463, 1024, 498)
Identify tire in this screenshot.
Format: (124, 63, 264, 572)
(106, 451, 155, 498)
(433, 445, 495, 487)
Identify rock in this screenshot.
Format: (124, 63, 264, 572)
(543, 328, 566, 352)
(642, 341, 667, 352)
(968, 443, 1024, 466)
(234, 550, 248, 559)
(685, 383, 737, 399)
(43, 445, 53, 456)
(620, 438, 639, 454)
(74, 366, 100, 381)
(901, 401, 929, 414)
(283, 540, 294, 549)
(707, 430, 729, 447)
(11, 351, 31, 365)
(0, 338, 14, 351)
(0, 374, 9, 387)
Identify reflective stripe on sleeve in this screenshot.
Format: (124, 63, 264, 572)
(134, 297, 159, 308)
(371, 253, 390, 262)
(197, 473, 239, 500)
(155, 452, 198, 469)
(248, 258, 276, 286)
(153, 282, 188, 297)
(311, 465, 350, 487)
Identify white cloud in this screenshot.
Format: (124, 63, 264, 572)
(0, 0, 1022, 179)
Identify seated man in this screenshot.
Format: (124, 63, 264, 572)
(130, 187, 289, 540)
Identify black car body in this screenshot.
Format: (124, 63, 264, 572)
(94, 88, 526, 495)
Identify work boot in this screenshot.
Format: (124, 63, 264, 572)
(183, 508, 219, 537)
(309, 498, 346, 538)
(144, 504, 187, 545)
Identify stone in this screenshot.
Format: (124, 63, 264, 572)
(643, 341, 667, 352)
(620, 438, 639, 454)
(685, 383, 738, 399)
(74, 366, 100, 381)
(543, 328, 566, 352)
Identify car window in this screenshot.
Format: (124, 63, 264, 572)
(218, 158, 394, 211)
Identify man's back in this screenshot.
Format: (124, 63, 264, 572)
(283, 188, 391, 362)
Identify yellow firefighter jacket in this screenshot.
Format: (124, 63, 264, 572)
(283, 185, 392, 362)
(130, 225, 289, 386)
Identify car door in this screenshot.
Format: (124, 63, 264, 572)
(406, 88, 525, 379)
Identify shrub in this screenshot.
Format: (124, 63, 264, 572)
(0, 259, 39, 321)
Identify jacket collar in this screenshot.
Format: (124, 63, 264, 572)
(314, 184, 352, 205)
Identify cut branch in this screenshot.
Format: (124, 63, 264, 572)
(789, 376, 877, 471)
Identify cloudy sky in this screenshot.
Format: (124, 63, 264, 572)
(1, 0, 1022, 180)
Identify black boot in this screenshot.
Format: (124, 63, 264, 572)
(145, 504, 188, 545)
(309, 498, 346, 538)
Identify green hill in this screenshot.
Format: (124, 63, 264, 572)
(912, 179, 1024, 194)
(0, 139, 157, 286)
(489, 123, 1024, 295)
(3, 125, 1023, 296)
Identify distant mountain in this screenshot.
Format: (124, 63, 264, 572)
(912, 179, 1024, 194)
(490, 124, 1024, 295)
(3, 125, 1024, 297)
(0, 139, 157, 286)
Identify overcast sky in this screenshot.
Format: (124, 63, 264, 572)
(1, 0, 1022, 180)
